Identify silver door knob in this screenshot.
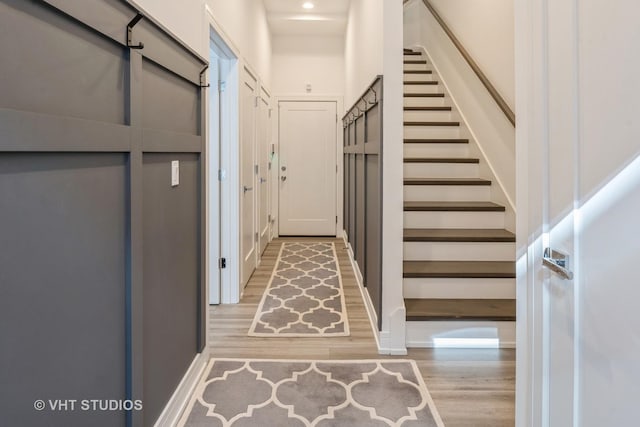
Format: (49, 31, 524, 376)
(243, 186, 253, 193)
(281, 176, 287, 182)
(281, 166, 287, 171)
(259, 178, 267, 183)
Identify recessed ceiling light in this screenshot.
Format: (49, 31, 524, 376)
(302, 2, 314, 10)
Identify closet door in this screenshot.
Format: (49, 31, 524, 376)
(240, 67, 258, 286)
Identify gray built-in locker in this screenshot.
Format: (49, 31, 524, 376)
(0, 1, 207, 426)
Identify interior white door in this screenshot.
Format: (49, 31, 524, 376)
(278, 101, 337, 236)
(240, 68, 257, 287)
(257, 88, 271, 255)
(208, 53, 221, 304)
(520, 1, 640, 426)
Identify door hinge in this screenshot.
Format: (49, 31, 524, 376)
(255, 164, 259, 175)
(336, 215, 338, 224)
(219, 257, 227, 269)
(218, 80, 226, 92)
(255, 232, 259, 242)
(336, 165, 338, 173)
(269, 108, 272, 118)
(268, 214, 271, 222)
(255, 96, 259, 107)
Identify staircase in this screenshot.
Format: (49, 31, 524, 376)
(402, 48, 516, 347)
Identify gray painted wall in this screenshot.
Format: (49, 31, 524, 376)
(342, 78, 383, 329)
(0, 1, 207, 426)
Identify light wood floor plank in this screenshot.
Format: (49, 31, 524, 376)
(208, 238, 515, 426)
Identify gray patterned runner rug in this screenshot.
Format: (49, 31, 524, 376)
(179, 359, 445, 427)
(248, 242, 350, 337)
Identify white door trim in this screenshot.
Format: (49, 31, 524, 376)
(272, 94, 344, 238)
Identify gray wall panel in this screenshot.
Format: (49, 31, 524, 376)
(365, 155, 382, 327)
(142, 153, 200, 426)
(342, 76, 383, 330)
(355, 154, 366, 271)
(0, 0, 127, 124)
(0, 153, 127, 427)
(142, 59, 199, 135)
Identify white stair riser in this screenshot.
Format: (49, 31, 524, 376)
(404, 110, 452, 122)
(404, 211, 506, 228)
(403, 162, 478, 178)
(404, 97, 446, 107)
(404, 73, 434, 82)
(406, 321, 516, 348)
(403, 241, 516, 261)
(404, 143, 469, 158)
(403, 185, 490, 202)
(404, 63, 429, 71)
(404, 126, 460, 139)
(403, 84, 442, 94)
(403, 277, 516, 299)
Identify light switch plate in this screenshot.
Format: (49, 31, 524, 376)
(171, 160, 179, 186)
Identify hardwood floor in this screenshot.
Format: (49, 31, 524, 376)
(208, 237, 515, 426)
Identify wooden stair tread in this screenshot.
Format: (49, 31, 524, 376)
(404, 178, 491, 186)
(404, 106, 452, 111)
(404, 81, 439, 85)
(404, 51, 421, 56)
(404, 121, 459, 126)
(404, 138, 469, 144)
(404, 70, 433, 74)
(405, 298, 516, 321)
(404, 201, 505, 211)
(404, 93, 444, 98)
(403, 260, 515, 278)
(404, 157, 479, 163)
(404, 228, 516, 242)
(404, 60, 428, 64)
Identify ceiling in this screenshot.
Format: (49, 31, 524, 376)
(263, 0, 351, 37)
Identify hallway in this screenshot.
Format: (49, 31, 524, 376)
(207, 238, 515, 426)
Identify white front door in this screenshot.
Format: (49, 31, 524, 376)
(278, 101, 337, 236)
(518, 1, 640, 426)
(240, 68, 257, 287)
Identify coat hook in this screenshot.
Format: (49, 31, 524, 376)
(127, 13, 145, 49)
(199, 64, 210, 88)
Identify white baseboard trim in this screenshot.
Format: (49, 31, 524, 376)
(342, 231, 382, 352)
(154, 350, 209, 427)
(406, 320, 516, 349)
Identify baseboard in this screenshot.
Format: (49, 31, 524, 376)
(154, 350, 209, 427)
(342, 232, 381, 351)
(406, 320, 516, 348)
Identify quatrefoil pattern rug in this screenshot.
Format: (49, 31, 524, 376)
(248, 242, 350, 337)
(179, 359, 445, 427)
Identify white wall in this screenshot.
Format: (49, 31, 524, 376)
(429, 0, 515, 110)
(206, 0, 273, 86)
(272, 35, 344, 95)
(344, 0, 384, 109)
(132, 0, 207, 57)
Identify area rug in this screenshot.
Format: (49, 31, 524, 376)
(178, 359, 445, 427)
(248, 242, 350, 337)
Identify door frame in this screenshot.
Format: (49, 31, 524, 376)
(206, 9, 241, 305)
(272, 94, 344, 238)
